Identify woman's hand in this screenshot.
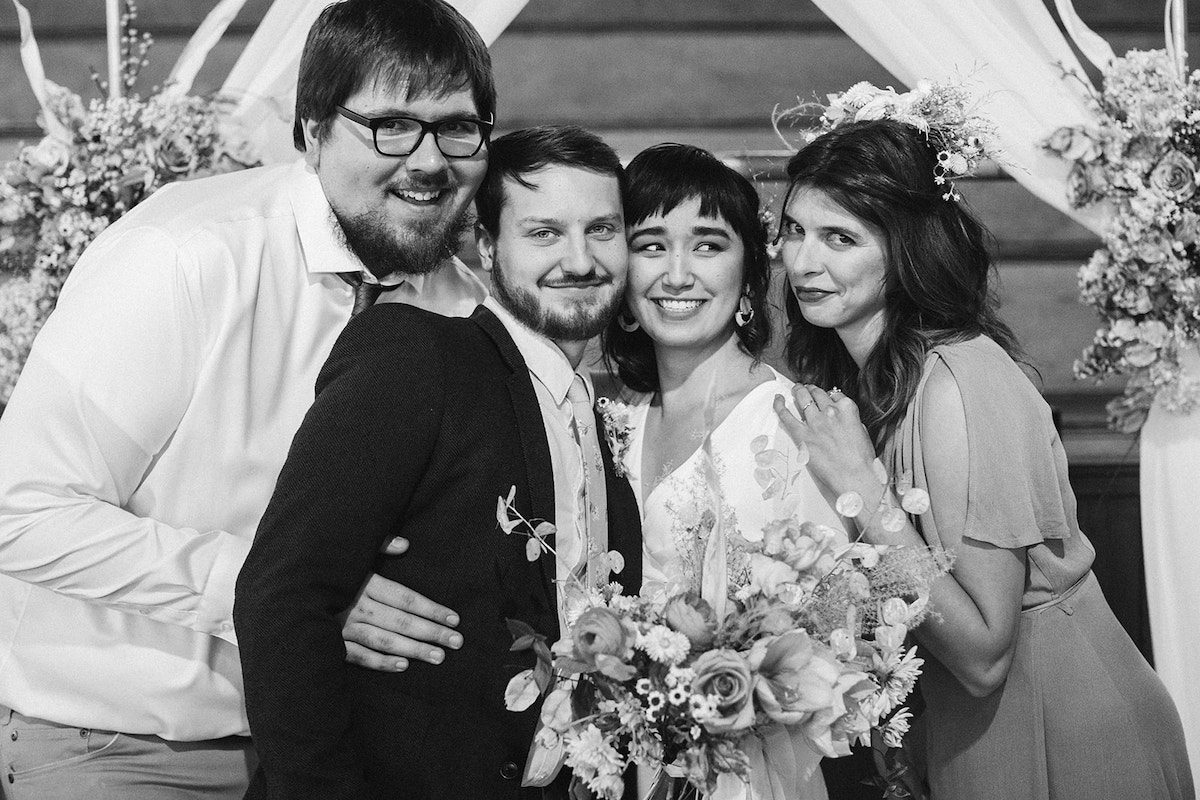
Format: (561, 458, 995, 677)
(774, 384, 881, 502)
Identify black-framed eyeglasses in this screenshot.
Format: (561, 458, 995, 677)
(335, 106, 493, 158)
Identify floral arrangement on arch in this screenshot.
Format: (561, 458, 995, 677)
(0, 0, 257, 403)
(1043, 49, 1200, 432)
(497, 434, 950, 798)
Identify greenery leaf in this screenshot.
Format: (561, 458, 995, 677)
(504, 669, 541, 711)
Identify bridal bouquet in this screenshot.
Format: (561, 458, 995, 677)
(1043, 49, 1200, 432)
(0, 0, 256, 402)
(499, 477, 947, 799)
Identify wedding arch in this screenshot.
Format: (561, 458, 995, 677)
(10, 0, 1197, 781)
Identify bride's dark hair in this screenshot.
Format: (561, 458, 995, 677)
(603, 143, 772, 393)
(782, 119, 1023, 445)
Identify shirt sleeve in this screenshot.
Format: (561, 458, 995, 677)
(0, 223, 249, 641)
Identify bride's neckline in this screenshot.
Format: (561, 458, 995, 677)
(635, 365, 783, 507)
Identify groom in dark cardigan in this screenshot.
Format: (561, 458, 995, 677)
(234, 125, 641, 799)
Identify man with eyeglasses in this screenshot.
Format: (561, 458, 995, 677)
(0, 1, 488, 796)
(235, 124, 643, 800)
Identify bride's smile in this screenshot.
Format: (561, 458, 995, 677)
(627, 196, 745, 353)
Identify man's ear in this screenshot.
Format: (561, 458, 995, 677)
(301, 118, 323, 169)
(475, 224, 496, 274)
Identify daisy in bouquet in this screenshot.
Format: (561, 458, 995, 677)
(0, 0, 256, 402)
(1043, 49, 1200, 432)
(498, 448, 948, 799)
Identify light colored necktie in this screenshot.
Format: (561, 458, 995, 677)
(566, 373, 608, 586)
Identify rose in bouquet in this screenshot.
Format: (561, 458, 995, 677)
(500, 483, 948, 799)
(1043, 49, 1200, 432)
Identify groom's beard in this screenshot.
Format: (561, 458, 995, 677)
(490, 252, 623, 341)
(333, 206, 474, 279)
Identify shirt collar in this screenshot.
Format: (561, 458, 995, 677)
(484, 296, 589, 406)
(288, 158, 427, 291)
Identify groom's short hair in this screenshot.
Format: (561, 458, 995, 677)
(292, 0, 495, 151)
(475, 126, 627, 236)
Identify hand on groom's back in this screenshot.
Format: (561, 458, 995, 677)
(340, 536, 464, 671)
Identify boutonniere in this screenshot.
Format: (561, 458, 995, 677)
(595, 397, 633, 478)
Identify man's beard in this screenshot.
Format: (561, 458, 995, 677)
(333, 206, 474, 279)
(491, 253, 623, 341)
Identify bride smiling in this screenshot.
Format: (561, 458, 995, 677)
(602, 143, 844, 800)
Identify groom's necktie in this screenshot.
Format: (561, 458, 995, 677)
(338, 272, 401, 318)
(566, 373, 608, 585)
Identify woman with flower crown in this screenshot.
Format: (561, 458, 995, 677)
(773, 88, 1194, 799)
(602, 143, 847, 800)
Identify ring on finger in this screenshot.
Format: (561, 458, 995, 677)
(800, 401, 816, 413)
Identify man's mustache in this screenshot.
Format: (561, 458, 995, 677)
(542, 274, 611, 289)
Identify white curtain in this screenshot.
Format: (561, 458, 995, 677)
(808, 0, 1106, 235)
(219, 0, 529, 163)
(808, 0, 1197, 779)
(1140, 346, 1200, 778)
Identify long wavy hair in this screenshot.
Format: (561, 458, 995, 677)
(603, 143, 772, 393)
(782, 119, 1023, 445)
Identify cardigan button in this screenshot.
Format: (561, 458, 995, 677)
(500, 760, 519, 780)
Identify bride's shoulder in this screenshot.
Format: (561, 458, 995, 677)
(718, 367, 794, 432)
(747, 364, 796, 410)
(763, 364, 795, 391)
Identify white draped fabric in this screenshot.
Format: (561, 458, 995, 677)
(219, 0, 529, 164)
(808, 0, 1106, 235)
(809, 0, 1197, 779)
(1140, 346, 1200, 779)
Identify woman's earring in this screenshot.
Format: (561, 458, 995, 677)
(734, 296, 754, 327)
(618, 310, 640, 332)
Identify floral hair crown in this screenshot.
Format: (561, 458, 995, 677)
(781, 79, 1002, 202)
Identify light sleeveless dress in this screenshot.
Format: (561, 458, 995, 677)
(623, 366, 843, 800)
(887, 336, 1194, 800)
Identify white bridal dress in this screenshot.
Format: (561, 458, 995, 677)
(623, 367, 842, 800)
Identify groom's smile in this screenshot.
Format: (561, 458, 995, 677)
(478, 164, 628, 346)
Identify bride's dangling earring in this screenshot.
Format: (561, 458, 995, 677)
(734, 295, 754, 327)
(618, 309, 640, 332)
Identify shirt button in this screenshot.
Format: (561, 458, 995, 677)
(499, 760, 519, 780)
(220, 622, 234, 633)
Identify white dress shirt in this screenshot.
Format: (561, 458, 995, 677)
(483, 297, 592, 595)
(0, 159, 486, 739)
